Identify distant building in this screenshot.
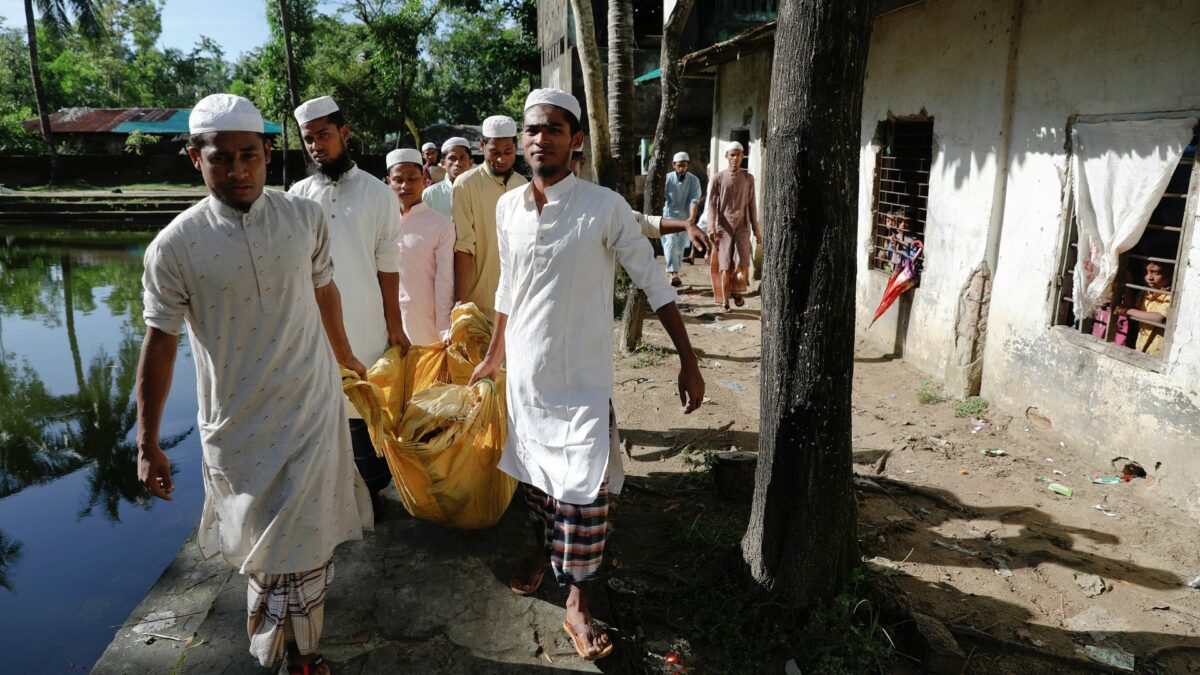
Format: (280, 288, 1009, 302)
(21, 108, 283, 155)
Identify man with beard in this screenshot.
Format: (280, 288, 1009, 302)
(470, 90, 704, 661)
(288, 96, 406, 517)
(420, 141, 443, 186)
(137, 94, 372, 674)
(452, 115, 528, 318)
(661, 151, 703, 286)
(423, 137, 473, 219)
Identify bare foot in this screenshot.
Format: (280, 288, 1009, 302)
(509, 550, 549, 595)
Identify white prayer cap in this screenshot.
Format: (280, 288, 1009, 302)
(482, 115, 518, 138)
(421, 142, 437, 152)
(386, 148, 423, 169)
(441, 136, 470, 154)
(294, 96, 339, 125)
(188, 94, 264, 134)
(524, 88, 582, 122)
(673, 151, 690, 163)
(726, 141, 744, 153)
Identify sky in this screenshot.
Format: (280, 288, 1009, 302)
(0, 0, 311, 60)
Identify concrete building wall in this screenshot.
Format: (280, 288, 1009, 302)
(710, 48, 772, 218)
(853, 0, 1200, 507)
(983, 0, 1200, 507)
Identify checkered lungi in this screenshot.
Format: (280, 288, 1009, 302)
(246, 559, 334, 666)
(524, 482, 611, 587)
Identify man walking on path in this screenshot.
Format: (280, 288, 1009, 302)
(452, 115, 528, 318)
(470, 89, 704, 661)
(289, 96, 406, 517)
(424, 137, 473, 218)
(707, 142, 763, 310)
(662, 151, 702, 287)
(387, 148, 455, 345)
(136, 94, 372, 675)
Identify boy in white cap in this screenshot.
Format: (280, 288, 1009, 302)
(386, 148, 455, 345)
(135, 94, 372, 675)
(423, 136, 473, 218)
(289, 95, 406, 517)
(707, 140, 762, 310)
(452, 115, 528, 318)
(662, 151, 703, 285)
(470, 89, 704, 661)
(420, 141, 442, 186)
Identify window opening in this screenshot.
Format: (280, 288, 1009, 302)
(870, 118, 933, 279)
(1053, 125, 1197, 360)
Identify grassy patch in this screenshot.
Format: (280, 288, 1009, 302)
(954, 396, 989, 418)
(17, 181, 203, 192)
(629, 343, 668, 368)
(613, 268, 633, 318)
(916, 380, 943, 405)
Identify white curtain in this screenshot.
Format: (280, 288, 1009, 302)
(1071, 117, 1195, 320)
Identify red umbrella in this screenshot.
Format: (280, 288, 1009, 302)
(871, 240, 923, 326)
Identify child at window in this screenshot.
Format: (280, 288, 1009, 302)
(1119, 260, 1172, 356)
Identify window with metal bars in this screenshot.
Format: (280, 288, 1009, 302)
(1053, 125, 1197, 361)
(869, 119, 933, 279)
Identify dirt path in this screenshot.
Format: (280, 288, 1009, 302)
(607, 259, 1200, 673)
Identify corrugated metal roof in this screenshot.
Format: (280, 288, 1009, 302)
(22, 107, 282, 135)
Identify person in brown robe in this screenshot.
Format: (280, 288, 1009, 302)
(706, 142, 762, 310)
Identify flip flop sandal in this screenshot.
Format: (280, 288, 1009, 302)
(670, 276, 682, 287)
(733, 295, 745, 307)
(287, 655, 328, 675)
(508, 564, 547, 596)
(563, 619, 614, 661)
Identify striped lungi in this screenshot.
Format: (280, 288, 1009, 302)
(246, 558, 334, 666)
(524, 482, 610, 586)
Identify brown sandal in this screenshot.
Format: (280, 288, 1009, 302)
(508, 564, 547, 596)
(733, 294, 745, 307)
(563, 619, 614, 661)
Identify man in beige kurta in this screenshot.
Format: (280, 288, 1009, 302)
(136, 94, 371, 674)
(706, 141, 762, 310)
(452, 115, 527, 318)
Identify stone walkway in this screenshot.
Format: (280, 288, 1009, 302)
(93, 491, 609, 674)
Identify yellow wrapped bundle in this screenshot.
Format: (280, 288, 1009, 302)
(342, 304, 515, 529)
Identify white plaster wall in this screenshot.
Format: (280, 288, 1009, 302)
(854, 0, 1017, 377)
(710, 50, 772, 219)
(984, 0, 1200, 507)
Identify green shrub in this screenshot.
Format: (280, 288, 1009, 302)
(916, 381, 942, 405)
(954, 396, 989, 418)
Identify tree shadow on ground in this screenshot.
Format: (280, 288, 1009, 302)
(620, 427, 760, 461)
(605, 468, 1200, 673)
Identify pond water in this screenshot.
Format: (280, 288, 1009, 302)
(0, 228, 204, 673)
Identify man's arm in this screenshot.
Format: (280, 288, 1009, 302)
(136, 327, 178, 501)
(656, 303, 704, 413)
(468, 312, 507, 385)
(378, 271, 409, 353)
(314, 280, 367, 378)
(659, 215, 712, 251)
(454, 251, 474, 304)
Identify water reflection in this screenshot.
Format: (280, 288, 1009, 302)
(0, 228, 202, 673)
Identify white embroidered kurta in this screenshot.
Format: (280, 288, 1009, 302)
(397, 202, 455, 345)
(289, 164, 401, 419)
(142, 190, 372, 575)
(494, 174, 676, 504)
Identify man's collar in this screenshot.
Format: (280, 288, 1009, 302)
(404, 201, 427, 218)
(208, 191, 267, 220)
(541, 173, 577, 203)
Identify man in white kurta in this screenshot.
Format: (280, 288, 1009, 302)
(136, 94, 371, 673)
(289, 96, 405, 513)
(471, 89, 704, 662)
(386, 148, 455, 345)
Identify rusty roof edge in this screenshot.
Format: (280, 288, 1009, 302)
(680, 20, 777, 75)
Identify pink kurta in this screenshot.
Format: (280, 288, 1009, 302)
(397, 202, 455, 345)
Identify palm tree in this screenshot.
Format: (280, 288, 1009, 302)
(568, 0, 613, 188)
(22, 0, 102, 184)
(606, 0, 635, 202)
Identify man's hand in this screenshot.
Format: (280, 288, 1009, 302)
(686, 222, 711, 252)
(138, 442, 174, 501)
(341, 355, 368, 380)
(678, 364, 705, 414)
(468, 358, 501, 386)
(754, 229, 764, 245)
(389, 329, 412, 355)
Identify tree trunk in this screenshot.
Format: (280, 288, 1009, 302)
(620, 0, 697, 355)
(607, 0, 635, 202)
(741, 0, 875, 607)
(281, 117, 290, 188)
(279, 0, 303, 188)
(24, 0, 57, 185)
(568, 0, 612, 188)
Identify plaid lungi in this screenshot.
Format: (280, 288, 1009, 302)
(246, 559, 334, 666)
(524, 481, 610, 586)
